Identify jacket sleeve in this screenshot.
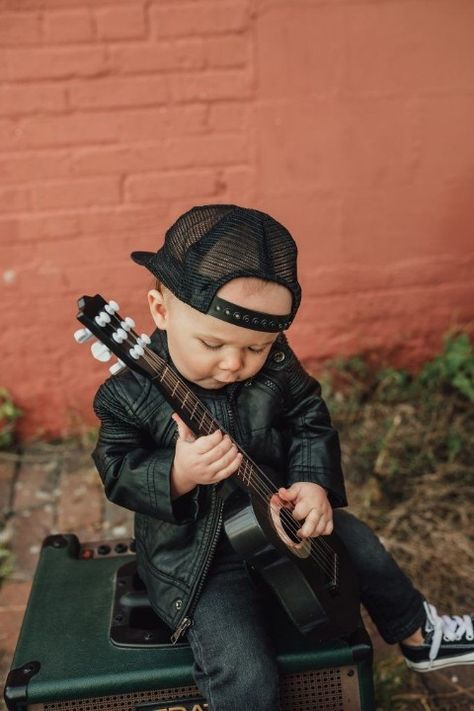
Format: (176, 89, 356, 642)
(280, 343, 347, 508)
(91, 375, 200, 524)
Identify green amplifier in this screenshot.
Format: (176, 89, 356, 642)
(4, 535, 375, 711)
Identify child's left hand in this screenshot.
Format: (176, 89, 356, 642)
(276, 482, 333, 538)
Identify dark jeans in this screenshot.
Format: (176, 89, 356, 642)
(186, 509, 426, 711)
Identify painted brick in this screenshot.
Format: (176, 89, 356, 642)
(108, 39, 205, 74)
(0, 84, 67, 117)
(68, 76, 169, 110)
(0, 149, 72, 184)
(414, 96, 474, 183)
(3, 205, 169, 245)
(77, 204, 168, 237)
(0, 185, 31, 213)
(0, 11, 42, 46)
(257, 98, 341, 193)
(31, 176, 121, 210)
(257, 3, 344, 99)
(71, 143, 166, 176)
(170, 69, 252, 102)
(203, 34, 251, 68)
(116, 105, 208, 141)
(338, 184, 473, 264)
(151, 1, 250, 38)
(337, 97, 418, 188)
(164, 133, 250, 168)
(218, 165, 256, 203)
(0, 118, 25, 152)
(259, 190, 342, 267)
(5, 46, 108, 82)
(43, 8, 95, 44)
(95, 4, 146, 40)
(0, 0, 131, 7)
(13, 112, 120, 149)
(0, 213, 81, 243)
(125, 169, 220, 202)
(207, 101, 252, 131)
(345, 0, 474, 92)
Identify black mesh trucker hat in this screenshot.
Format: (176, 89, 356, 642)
(131, 204, 301, 333)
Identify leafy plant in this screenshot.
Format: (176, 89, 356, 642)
(0, 387, 22, 449)
(0, 544, 13, 584)
(417, 332, 474, 401)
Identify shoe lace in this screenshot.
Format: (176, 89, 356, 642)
(424, 601, 474, 662)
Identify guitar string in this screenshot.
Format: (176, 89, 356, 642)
(106, 317, 337, 576)
(124, 326, 337, 577)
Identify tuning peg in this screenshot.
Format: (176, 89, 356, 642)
(95, 311, 112, 327)
(105, 300, 119, 315)
(91, 341, 112, 362)
(129, 344, 145, 360)
(120, 317, 135, 331)
(138, 334, 151, 345)
(74, 328, 93, 344)
(109, 360, 126, 375)
(112, 328, 128, 344)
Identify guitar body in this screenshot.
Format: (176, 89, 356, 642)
(223, 489, 361, 640)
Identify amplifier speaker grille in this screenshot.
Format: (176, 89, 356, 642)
(32, 665, 360, 711)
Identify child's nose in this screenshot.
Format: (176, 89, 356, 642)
(219, 350, 243, 372)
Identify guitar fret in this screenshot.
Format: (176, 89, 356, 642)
(190, 401, 198, 420)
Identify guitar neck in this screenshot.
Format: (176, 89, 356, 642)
(148, 352, 265, 498)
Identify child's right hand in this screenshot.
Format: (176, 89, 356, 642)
(170, 413, 243, 499)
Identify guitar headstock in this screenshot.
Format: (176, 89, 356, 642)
(75, 294, 156, 380)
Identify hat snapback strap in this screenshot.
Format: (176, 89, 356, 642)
(207, 296, 292, 333)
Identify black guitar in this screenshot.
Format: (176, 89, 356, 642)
(75, 294, 361, 641)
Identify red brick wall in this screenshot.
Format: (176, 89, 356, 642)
(1, 0, 473, 439)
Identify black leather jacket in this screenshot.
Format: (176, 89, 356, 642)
(91, 329, 347, 642)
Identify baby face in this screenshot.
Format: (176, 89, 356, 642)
(148, 278, 292, 389)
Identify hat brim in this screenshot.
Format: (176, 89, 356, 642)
(130, 251, 155, 267)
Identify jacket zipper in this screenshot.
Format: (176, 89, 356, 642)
(171, 489, 223, 644)
(171, 390, 237, 645)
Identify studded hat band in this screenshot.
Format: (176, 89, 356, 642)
(208, 296, 292, 333)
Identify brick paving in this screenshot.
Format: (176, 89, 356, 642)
(1, 444, 473, 709)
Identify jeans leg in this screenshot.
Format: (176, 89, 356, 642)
(333, 509, 426, 644)
(186, 559, 280, 711)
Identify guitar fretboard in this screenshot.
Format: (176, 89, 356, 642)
(152, 355, 257, 492)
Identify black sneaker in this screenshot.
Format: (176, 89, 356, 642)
(400, 602, 474, 672)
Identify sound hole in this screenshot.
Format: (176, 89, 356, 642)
(269, 495, 311, 559)
(280, 507, 301, 544)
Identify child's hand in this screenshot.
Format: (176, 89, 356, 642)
(170, 413, 243, 499)
(276, 482, 333, 538)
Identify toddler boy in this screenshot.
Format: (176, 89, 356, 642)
(92, 204, 474, 711)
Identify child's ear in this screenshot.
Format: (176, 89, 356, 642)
(147, 288, 169, 330)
